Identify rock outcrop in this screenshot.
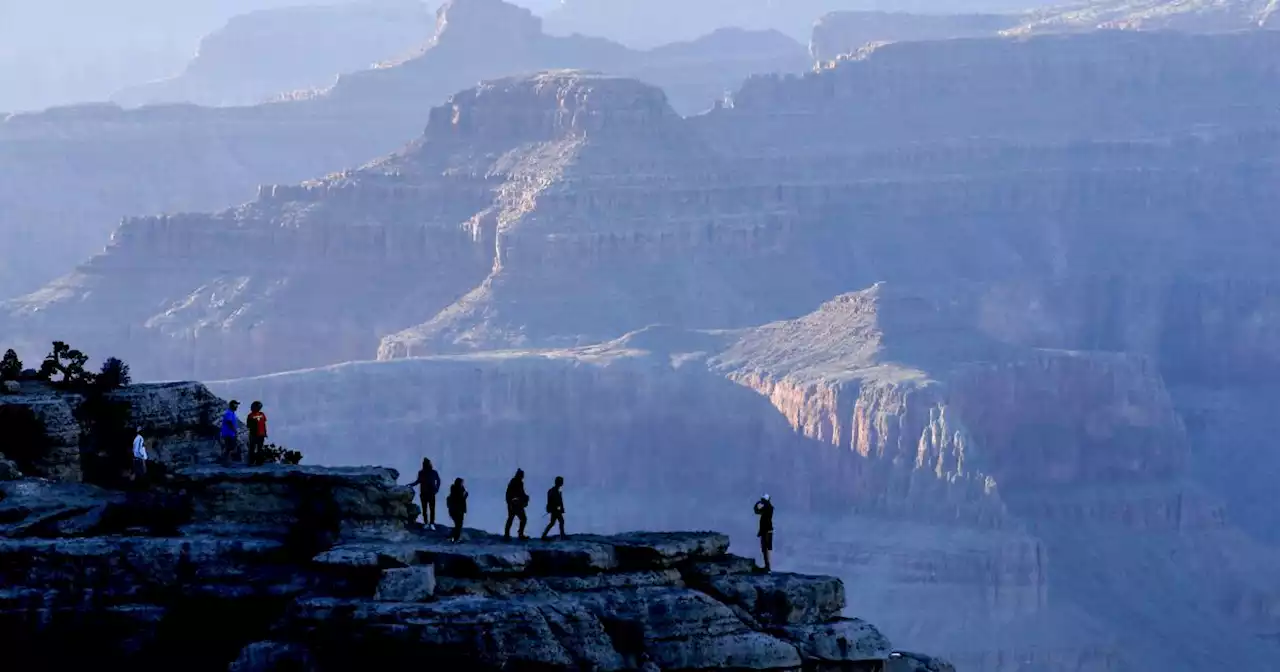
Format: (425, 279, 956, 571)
(811, 0, 1280, 61)
(112, 0, 438, 108)
(209, 284, 1280, 670)
(0, 0, 808, 299)
(0, 462, 947, 671)
(1009, 0, 1280, 35)
(12, 30, 1280, 380)
(809, 10, 1021, 62)
(542, 0, 1062, 47)
(0, 380, 231, 482)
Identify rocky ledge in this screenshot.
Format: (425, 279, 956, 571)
(0, 463, 951, 671)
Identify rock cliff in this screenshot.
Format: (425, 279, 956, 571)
(811, 0, 1280, 61)
(209, 285, 1280, 670)
(809, 11, 1022, 62)
(112, 0, 438, 108)
(1009, 0, 1280, 35)
(0, 380, 232, 482)
(13, 30, 1280, 380)
(0, 462, 950, 671)
(0, 0, 808, 298)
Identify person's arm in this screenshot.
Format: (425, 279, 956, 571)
(431, 472, 441, 491)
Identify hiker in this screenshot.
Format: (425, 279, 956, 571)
(132, 427, 147, 481)
(541, 476, 566, 540)
(220, 400, 241, 464)
(504, 468, 530, 540)
(246, 401, 268, 466)
(446, 477, 468, 543)
(407, 458, 441, 528)
(753, 494, 774, 572)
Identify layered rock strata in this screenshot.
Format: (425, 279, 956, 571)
(0, 0, 808, 298)
(0, 462, 947, 671)
(112, 0, 439, 108)
(211, 284, 1280, 670)
(0, 380, 232, 482)
(809, 11, 1021, 62)
(14, 30, 1280, 380)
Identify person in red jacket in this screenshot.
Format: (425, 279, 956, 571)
(246, 401, 268, 466)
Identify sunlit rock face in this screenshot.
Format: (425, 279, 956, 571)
(9, 27, 1280, 671)
(0, 0, 808, 299)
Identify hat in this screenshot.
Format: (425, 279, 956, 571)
(762, 494, 770, 501)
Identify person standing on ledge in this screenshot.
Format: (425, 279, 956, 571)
(541, 476, 566, 540)
(246, 401, 268, 466)
(446, 477, 468, 543)
(220, 400, 241, 464)
(407, 458, 441, 529)
(504, 468, 530, 540)
(131, 427, 147, 482)
(754, 493, 774, 572)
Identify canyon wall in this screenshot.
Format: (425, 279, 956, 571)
(208, 286, 1280, 669)
(0, 0, 808, 299)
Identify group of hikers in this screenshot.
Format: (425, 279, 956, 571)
(143, 399, 778, 568)
(406, 459, 567, 544)
(220, 399, 270, 465)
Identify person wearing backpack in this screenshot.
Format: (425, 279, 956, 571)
(541, 476, 566, 540)
(503, 468, 530, 541)
(407, 458, 441, 528)
(446, 477, 468, 543)
(246, 401, 268, 466)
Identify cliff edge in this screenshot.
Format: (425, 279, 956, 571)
(0, 461, 953, 671)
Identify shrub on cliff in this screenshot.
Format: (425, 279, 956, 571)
(97, 357, 131, 389)
(0, 349, 22, 381)
(38, 341, 95, 390)
(260, 443, 304, 465)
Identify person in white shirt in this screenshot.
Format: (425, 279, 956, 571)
(132, 427, 147, 480)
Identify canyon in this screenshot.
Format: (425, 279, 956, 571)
(0, 0, 808, 299)
(812, 0, 1280, 61)
(0, 382, 947, 670)
(5, 11, 1280, 672)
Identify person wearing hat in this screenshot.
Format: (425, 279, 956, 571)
(220, 400, 241, 464)
(753, 493, 775, 572)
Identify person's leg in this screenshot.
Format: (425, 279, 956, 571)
(454, 514, 464, 542)
(762, 533, 773, 572)
(556, 513, 565, 537)
(542, 517, 555, 539)
(517, 509, 527, 538)
(427, 495, 436, 526)
(504, 505, 515, 539)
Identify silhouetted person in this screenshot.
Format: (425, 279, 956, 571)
(220, 400, 241, 464)
(446, 477, 468, 543)
(504, 468, 530, 540)
(542, 476, 566, 540)
(407, 458, 441, 528)
(754, 494, 774, 572)
(246, 401, 268, 466)
(132, 427, 147, 482)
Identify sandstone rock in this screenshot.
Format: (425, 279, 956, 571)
(777, 617, 891, 663)
(593, 531, 731, 569)
(171, 465, 416, 543)
(0, 380, 230, 482)
(0, 0, 807, 302)
(373, 566, 437, 602)
(706, 572, 845, 626)
(0, 459, 932, 670)
(810, 10, 1020, 62)
(2, 380, 19, 394)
